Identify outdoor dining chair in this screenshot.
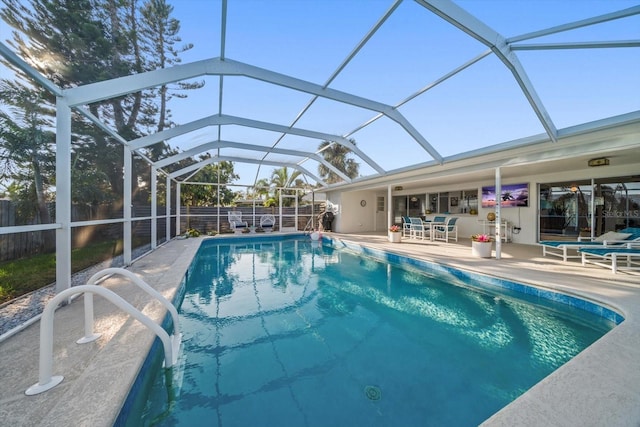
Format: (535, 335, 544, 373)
(433, 217, 458, 242)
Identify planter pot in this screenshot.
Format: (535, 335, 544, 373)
(471, 241, 492, 258)
(389, 232, 402, 243)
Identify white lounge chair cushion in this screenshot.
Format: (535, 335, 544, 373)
(594, 231, 631, 242)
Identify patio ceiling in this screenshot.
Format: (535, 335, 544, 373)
(2, 0, 639, 189)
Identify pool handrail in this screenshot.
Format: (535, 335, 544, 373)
(84, 268, 181, 346)
(25, 270, 181, 396)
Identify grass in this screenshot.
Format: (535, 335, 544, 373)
(0, 239, 129, 304)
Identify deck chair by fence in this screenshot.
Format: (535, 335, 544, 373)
(260, 214, 276, 233)
(228, 211, 248, 234)
(541, 227, 640, 262)
(433, 217, 458, 242)
(580, 243, 640, 273)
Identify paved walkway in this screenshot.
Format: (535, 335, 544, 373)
(0, 233, 639, 426)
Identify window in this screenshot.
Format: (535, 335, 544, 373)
(539, 176, 640, 240)
(427, 190, 477, 214)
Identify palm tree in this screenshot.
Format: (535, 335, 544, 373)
(250, 178, 271, 204)
(269, 167, 302, 207)
(317, 139, 360, 184)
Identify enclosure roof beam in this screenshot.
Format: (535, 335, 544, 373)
(511, 40, 640, 51)
(216, 156, 326, 187)
(170, 154, 326, 187)
(130, 113, 384, 175)
(0, 41, 62, 97)
(75, 106, 155, 165)
(507, 5, 640, 43)
(75, 106, 128, 145)
(414, 0, 557, 143)
(154, 139, 350, 183)
(64, 56, 441, 163)
(128, 115, 214, 150)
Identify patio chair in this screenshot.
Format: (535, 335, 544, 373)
(260, 214, 276, 233)
(228, 211, 248, 234)
(541, 227, 640, 262)
(432, 216, 447, 224)
(409, 217, 428, 240)
(402, 216, 412, 238)
(580, 243, 640, 273)
(433, 217, 458, 242)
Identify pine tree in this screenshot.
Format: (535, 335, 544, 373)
(317, 139, 360, 184)
(0, 0, 204, 209)
(139, 0, 204, 136)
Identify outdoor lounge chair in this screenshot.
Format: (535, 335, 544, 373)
(541, 227, 640, 262)
(228, 211, 248, 234)
(259, 214, 276, 232)
(580, 243, 640, 273)
(433, 217, 458, 242)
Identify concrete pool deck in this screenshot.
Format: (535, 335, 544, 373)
(1, 232, 639, 426)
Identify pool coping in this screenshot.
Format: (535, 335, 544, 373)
(1, 233, 639, 426)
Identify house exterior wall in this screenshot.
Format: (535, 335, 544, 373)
(330, 162, 638, 245)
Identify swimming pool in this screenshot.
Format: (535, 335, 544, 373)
(117, 235, 619, 426)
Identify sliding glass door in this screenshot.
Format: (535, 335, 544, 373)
(539, 176, 640, 241)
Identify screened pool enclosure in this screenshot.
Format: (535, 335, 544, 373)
(0, 0, 638, 302)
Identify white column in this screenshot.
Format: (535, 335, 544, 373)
(590, 178, 595, 239)
(295, 189, 299, 231)
(123, 146, 132, 265)
(55, 99, 72, 293)
(279, 188, 283, 229)
(495, 167, 502, 260)
(387, 185, 392, 229)
(150, 167, 157, 249)
(176, 182, 182, 236)
(216, 183, 220, 234)
(166, 175, 171, 240)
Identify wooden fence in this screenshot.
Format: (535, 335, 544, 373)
(0, 202, 319, 261)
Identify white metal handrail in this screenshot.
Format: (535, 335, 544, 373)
(84, 268, 181, 346)
(26, 271, 181, 396)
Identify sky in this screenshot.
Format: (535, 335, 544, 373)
(1, 0, 639, 188)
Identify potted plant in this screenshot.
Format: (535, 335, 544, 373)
(389, 225, 401, 243)
(471, 233, 492, 257)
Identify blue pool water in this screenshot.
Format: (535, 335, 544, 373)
(120, 236, 618, 426)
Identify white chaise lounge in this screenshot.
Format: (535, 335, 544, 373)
(580, 243, 640, 274)
(541, 227, 640, 262)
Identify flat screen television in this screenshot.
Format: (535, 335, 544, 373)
(481, 183, 529, 208)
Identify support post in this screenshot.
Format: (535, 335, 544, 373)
(166, 175, 171, 240)
(55, 99, 72, 293)
(216, 182, 220, 234)
(151, 167, 157, 249)
(123, 146, 132, 265)
(387, 185, 392, 230)
(176, 182, 181, 236)
(590, 178, 595, 240)
(495, 167, 502, 260)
